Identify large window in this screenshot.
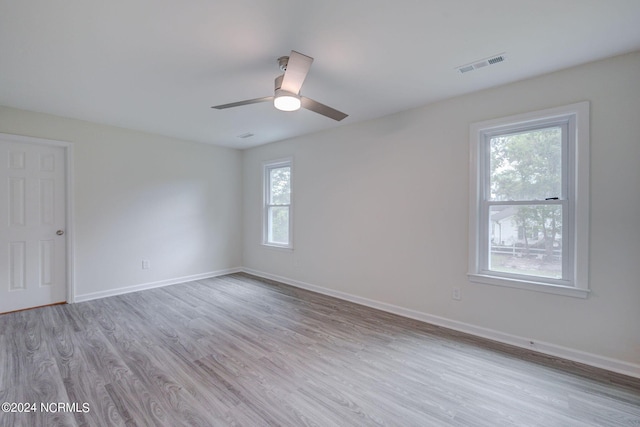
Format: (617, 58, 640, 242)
(468, 102, 589, 297)
(263, 159, 292, 248)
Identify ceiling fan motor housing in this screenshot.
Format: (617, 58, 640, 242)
(274, 74, 284, 91)
(278, 56, 289, 72)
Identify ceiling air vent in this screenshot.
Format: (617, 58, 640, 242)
(457, 53, 507, 74)
(458, 65, 475, 74)
(488, 55, 505, 65)
(237, 132, 254, 139)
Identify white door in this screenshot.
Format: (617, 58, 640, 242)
(0, 136, 67, 313)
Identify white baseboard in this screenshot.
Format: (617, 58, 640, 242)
(73, 267, 242, 303)
(242, 267, 640, 380)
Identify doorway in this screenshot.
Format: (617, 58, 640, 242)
(0, 133, 73, 313)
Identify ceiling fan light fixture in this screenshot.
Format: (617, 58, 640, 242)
(273, 89, 301, 111)
(212, 50, 347, 121)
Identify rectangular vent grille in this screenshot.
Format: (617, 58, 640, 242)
(457, 53, 507, 74)
(488, 55, 505, 65)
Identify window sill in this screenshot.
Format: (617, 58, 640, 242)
(468, 273, 589, 298)
(261, 243, 293, 251)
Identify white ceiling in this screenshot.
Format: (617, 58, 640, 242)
(1, 1, 639, 149)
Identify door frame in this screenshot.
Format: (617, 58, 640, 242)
(1, 133, 75, 304)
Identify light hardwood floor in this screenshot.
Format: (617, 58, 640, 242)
(1, 273, 639, 426)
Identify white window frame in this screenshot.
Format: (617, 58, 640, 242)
(468, 102, 589, 298)
(263, 158, 293, 249)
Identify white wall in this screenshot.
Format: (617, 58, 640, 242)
(0, 107, 243, 299)
(243, 52, 640, 371)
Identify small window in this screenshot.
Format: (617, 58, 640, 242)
(469, 102, 589, 297)
(263, 159, 292, 248)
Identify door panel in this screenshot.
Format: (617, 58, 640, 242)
(0, 138, 67, 313)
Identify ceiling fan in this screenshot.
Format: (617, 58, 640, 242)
(212, 51, 348, 121)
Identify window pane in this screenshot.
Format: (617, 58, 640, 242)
(269, 167, 290, 205)
(489, 127, 562, 201)
(489, 205, 562, 279)
(268, 206, 289, 244)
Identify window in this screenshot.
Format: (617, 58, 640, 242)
(468, 102, 589, 297)
(263, 158, 292, 248)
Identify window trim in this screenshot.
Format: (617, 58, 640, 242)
(468, 102, 589, 298)
(262, 157, 293, 249)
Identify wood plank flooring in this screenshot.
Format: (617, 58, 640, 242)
(1, 272, 639, 426)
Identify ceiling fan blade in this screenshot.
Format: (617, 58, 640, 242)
(301, 97, 348, 121)
(281, 51, 313, 94)
(212, 96, 273, 109)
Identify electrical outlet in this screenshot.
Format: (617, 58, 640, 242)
(142, 259, 150, 270)
(452, 287, 461, 301)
